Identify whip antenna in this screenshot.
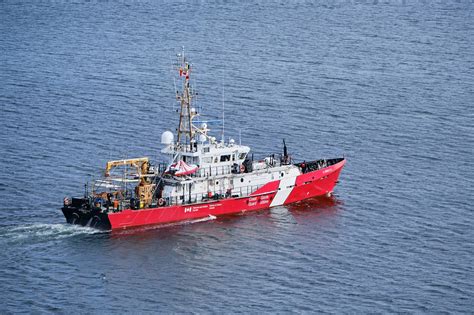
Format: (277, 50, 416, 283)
(221, 74, 225, 143)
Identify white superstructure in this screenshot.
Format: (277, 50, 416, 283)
(156, 50, 299, 207)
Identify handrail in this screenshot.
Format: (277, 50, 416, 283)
(192, 164, 234, 177)
(161, 183, 266, 207)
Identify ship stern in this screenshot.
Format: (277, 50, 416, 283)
(62, 198, 111, 230)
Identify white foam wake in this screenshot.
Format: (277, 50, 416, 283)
(0, 223, 104, 244)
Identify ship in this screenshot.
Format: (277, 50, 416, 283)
(62, 51, 346, 230)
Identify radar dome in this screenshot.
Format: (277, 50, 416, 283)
(199, 134, 207, 143)
(201, 123, 208, 130)
(161, 131, 174, 145)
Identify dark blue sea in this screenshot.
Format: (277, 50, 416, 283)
(1, 0, 473, 313)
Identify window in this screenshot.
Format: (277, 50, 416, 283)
(203, 157, 212, 163)
(203, 147, 210, 153)
(238, 153, 247, 160)
(220, 155, 231, 162)
(214, 157, 218, 163)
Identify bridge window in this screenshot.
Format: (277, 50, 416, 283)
(238, 153, 246, 160)
(220, 155, 231, 162)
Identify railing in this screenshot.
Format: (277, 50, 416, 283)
(162, 183, 266, 207)
(157, 163, 238, 178)
(294, 158, 344, 174)
(100, 183, 267, 212)
(192, 165, 234, 177)
(153, 163, 169, 174)
(190, 160, 282, 178)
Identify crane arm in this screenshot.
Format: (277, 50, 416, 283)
(105, 157, 149, 177)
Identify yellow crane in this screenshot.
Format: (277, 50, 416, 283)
(104, 157, 155, 208)
(104, 157, 149, 178)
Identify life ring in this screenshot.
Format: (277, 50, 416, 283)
(158, 198, 166, 207)
(240, 164, 245, 173)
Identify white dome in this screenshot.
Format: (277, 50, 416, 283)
(201, 123, 208, 130)
(161, 131, 174, 145)
(229, 139, 235, 144)
(191, 107, 197, 114)
(199, 134, 207, 143)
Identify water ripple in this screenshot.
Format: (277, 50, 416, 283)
(1, 0, 473, 313)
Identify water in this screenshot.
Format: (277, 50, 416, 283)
(1, 0, 473, 313)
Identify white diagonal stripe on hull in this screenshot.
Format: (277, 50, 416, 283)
(270, 176, 296, 207)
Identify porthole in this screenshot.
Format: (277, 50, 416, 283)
(240, 178, 244, 183)
(216, 181, 219, 185)
(281, 172, 284, 177)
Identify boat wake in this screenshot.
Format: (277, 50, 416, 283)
(0, 223, 105, 245)
(1, 215, 218, 243)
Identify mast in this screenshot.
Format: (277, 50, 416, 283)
(175, 49, 197, 150)
(221, 78, 225, 143)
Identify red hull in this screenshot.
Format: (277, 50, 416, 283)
(108, 159, 345, 229)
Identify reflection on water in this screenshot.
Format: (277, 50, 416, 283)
(107, 196, 342, 240)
